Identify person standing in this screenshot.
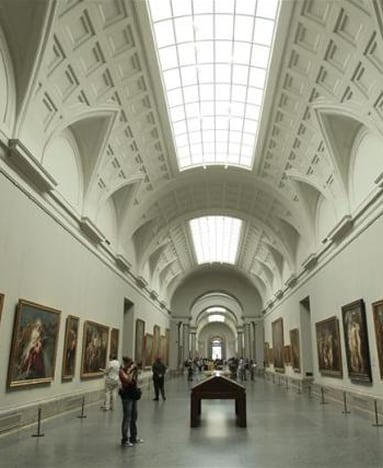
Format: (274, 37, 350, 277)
(101, 354, 120, 411)
(119, 356, 144, 446)
(152, 355, 167, 401)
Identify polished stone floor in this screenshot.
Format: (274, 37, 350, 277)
(1, 374, 383, 468)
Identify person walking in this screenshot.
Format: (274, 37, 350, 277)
(152, 355, 167, 401)
(119, 356, 144, 446)
(101, 354, 120, 411)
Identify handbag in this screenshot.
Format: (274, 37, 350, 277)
(119, 385, 142, 400)
(129, 386, 142, 400)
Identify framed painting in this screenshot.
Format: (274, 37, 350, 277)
(283, 345, 291, 364)
(144, 333, 153, 368)
(290, 328, 301, 373)
(342, 299, 372, 383)
(315, 316, 342, 378)
(269, 347, 273, 364)
(80, 320, 109, 378)
(272, 318, 285, 372)
(153, 325, 160, 360)
(62, 315, 79, 380)
(7, 299, 61, 388)
(0, 293, 4, 323)
(110, 328, 119, 358)
(264, 342, 270, 366)
(135, 319, 145, 368)
(373, 299, 383, 379)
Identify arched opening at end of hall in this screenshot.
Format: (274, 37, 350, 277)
(209, 336, 225, 361)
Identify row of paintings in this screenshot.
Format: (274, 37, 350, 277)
(135, 319, 169, 368)
(6, 297, 119, 389)
(266, 298, 383, 384)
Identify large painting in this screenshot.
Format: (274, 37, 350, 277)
(110, 328, 119, 358)
(62, 315, 79, 380)
(144, 333, 153, 368)
(272, 318, 284, 372)
(342, 299, 372, 383)
(7, 299, 61, 388)
(373, 299, 383, 379)
(315, 316, 342, 378)
(80, 320, 109, 378)
(289, 328, 301, 373)
(135, 319, 145, 368)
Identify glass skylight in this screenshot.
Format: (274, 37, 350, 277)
(208, 314, 225, 322)
(189, 216, 242, 264)
(148, 0, 279, 170)
(207, 306, 226, 314)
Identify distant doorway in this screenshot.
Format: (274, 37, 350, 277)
(210, 337, 223, 360)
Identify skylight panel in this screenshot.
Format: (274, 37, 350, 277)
(208, 314, 225, 323)
(207, 306, 226, 313)
(148, 0, 280, 170)
(189, 216, 242, 265)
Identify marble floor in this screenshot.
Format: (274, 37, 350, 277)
(1, 374, 383, 468)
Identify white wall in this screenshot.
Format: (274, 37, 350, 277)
(263, 210, 383, 395)
(0, 172, 169, 412)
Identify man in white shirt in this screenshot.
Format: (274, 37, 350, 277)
(101, 354, 120, 411)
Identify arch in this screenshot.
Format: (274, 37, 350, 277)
(135, 209, 297, 278)
(349, 128, 383, 212)
(124, 166, 305, 240)
(313, 103, 380, 216)
(43, 106, 119, 210)
(0, 23, 16, 139)
(42, 127, 84, 212)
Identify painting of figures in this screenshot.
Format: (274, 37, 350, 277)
(81, 320, 109, 378)
(315, 316, 342, 378)
(135, 319, 145, 368)
(289, 328, 300, 373)
(7, 299, 61, 388)
(62, 315, 79, 380)
(272, 318, 284, 372)
(144, 333, 153, 368)
(373, 300, 383, 379)
(110, 328, 119, 358)
(342, 299, 372, 383)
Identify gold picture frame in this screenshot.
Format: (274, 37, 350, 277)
(62, 315, 79, 380)
(7, 299, 61, 388)
(80, 320, 109, 378)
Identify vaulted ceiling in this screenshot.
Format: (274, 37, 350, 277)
(1, 0, 383, 312)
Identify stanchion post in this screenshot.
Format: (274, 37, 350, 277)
(320, 387, 328, 405)
(308, 384, 313, 399)
(296, 381, 302, 394)
(372, 399, 383, 427)
(32, 407, 45, 437)
(77, 396, 87, 419)
(342, 391, 350, 414)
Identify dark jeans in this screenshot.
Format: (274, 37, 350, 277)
(153, 376, 165, 399)
(120, 397, 138, 442)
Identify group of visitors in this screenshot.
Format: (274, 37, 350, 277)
(228, 357, 257, 381)
(101, 353, 167, 446)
